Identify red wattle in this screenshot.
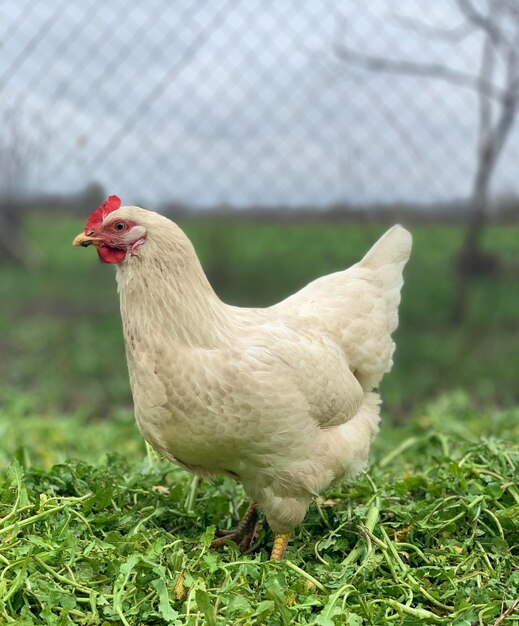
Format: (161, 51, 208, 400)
(97, 244, 126, 264)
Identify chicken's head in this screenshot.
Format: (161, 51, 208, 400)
(72, 195, 146, 263)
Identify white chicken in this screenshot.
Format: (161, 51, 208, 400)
(73, 195, 412, 559)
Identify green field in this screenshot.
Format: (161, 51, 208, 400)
(0, 215, 518, 624)
(1, 216, 519, 418)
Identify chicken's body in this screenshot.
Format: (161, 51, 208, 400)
(74, 200, 412, 555)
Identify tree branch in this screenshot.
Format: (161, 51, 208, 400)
(456, 0, 506, 49)
(391, 13, 477, 43)
(333, 44, 505, 100)
(476, 23, 496, 156)
(491, 47, 519, 159)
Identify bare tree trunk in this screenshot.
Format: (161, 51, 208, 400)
(452, 62, 493, 323)
(453, 45, 518, 321)
(0, 200, 25, 265)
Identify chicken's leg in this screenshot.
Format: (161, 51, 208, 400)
(211, 501, 259, 552)
(271, 532, 291, 560)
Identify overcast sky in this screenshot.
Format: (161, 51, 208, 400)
(1, 0, 518, 208)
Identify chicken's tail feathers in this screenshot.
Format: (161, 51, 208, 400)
(355, 225, 412, 374)
(359, 226, 412, 328)
(359, 225, 412, 273)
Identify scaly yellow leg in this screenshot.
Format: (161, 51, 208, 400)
(270, 532, 291, 560)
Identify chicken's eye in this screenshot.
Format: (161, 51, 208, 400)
(114, 222, 126, 231)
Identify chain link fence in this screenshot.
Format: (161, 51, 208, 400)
(1, 0, 519, 211)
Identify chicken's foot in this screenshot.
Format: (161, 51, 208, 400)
(270, 532, 291, 560)
(211, 501, 259, 552)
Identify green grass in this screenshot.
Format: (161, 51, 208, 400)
(0, 394, 518, 624)
(0, 215, 518, 417)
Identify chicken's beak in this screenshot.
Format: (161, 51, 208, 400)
(72, 233, 102, 247)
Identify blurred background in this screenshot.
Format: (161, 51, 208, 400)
(1, 0, 518, 428)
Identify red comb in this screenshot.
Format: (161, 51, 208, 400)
(85, 195, 121, 231)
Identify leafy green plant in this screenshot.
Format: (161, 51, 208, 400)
(0, 398, 517, 625)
